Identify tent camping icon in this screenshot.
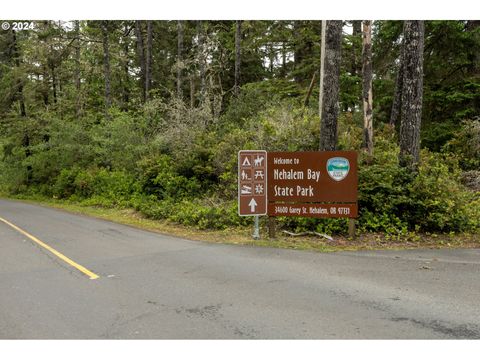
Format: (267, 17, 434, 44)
(242, 156, 251, 167)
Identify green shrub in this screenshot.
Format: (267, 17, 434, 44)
(407, 151, 478, 232)
(358, 141, 479, 233)
(421, 121, 456, 152)
(137, 155, 201, 200)
(135, 197, 249, 230)
(52, 167, 138, 205)
(358, 210, 408, 234)
(90, 169, 138, 203)
(53, 168, 80, 199)
(91, 109, 150, 171)
(443, 119, 480, 170)
(73, 169, 96, 198)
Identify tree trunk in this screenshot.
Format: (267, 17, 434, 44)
(51, 64, 57, 104)
(390, 39, 404, 128)
(318, 20, 326, 117)
(269, 44, 275, 74)
(41, 65, 49, 106)
(319, 20, 343, 151)
(102, 21, 111, 113)
(351, 20, 362, 77)
(190, 75, 195, 108)
(466, 20, 480, 31)
(303, 71, 317, 107)
(399, 20, 425, 170)
(352, 22, 362, 40)
(293, 20, 307, 84)
(11, 32, 26, 117)
(177, 20, 184, 99)
(197, 21, 206, 102)
(12, 30, 31, 182)
(135, 21, 146, 103)
(74, 20, 82, 117)
(362, 20, 373, 156)
(234, 20, 242, 97)
(466, 21, 480, 73)
(122, 23, 130, 110)
(293, 21, 302, 83)
(145, 20, 153, 100)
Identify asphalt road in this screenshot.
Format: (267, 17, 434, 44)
(0, 198, 479, 339)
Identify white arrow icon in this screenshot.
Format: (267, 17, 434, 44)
(248, 198, 257, 212)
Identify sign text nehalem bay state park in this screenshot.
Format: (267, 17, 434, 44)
(267, 151, 358, 218)
(239, 150, 358, 218)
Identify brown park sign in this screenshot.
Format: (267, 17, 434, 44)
(238, 150, 358, 218)
(238, 150, 267, 216)
(267, 151, 358, 218)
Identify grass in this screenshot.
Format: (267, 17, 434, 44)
(1, 193, 479, 252)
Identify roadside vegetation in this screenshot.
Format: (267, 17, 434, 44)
(1, 98, 478, 241)
(0, 20, 478, 248)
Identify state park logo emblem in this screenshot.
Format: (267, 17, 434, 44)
(327, 157, 350, 181)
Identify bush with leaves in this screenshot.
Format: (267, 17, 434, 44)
(443, 119, 480, 171)
(136, 155, 201, 200)
(358, 130, 479, 233)
(52, 167, 138, 204)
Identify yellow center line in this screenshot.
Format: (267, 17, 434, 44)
(0, 216, 99, 280)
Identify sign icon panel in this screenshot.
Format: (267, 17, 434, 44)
(238, 150, 267, 216)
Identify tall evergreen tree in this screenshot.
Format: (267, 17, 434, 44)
(399, 20, 425, 170)
(351, 20, 362, 78)
(390, 40, 404, 128)
(121, 22, 132, 110)
(234, 20, 242, 97)
(177, 20, 184, 99)
(319, 20, 343, 151)
(102, 21, 111, 113)
(74, 20, 82, 117)
(134, 21, 146, 103)
(145, 20, 153, 100)
(197, 20, 206, 103)
(362, 20, 373, 156)
(11, 29, 31, 183)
